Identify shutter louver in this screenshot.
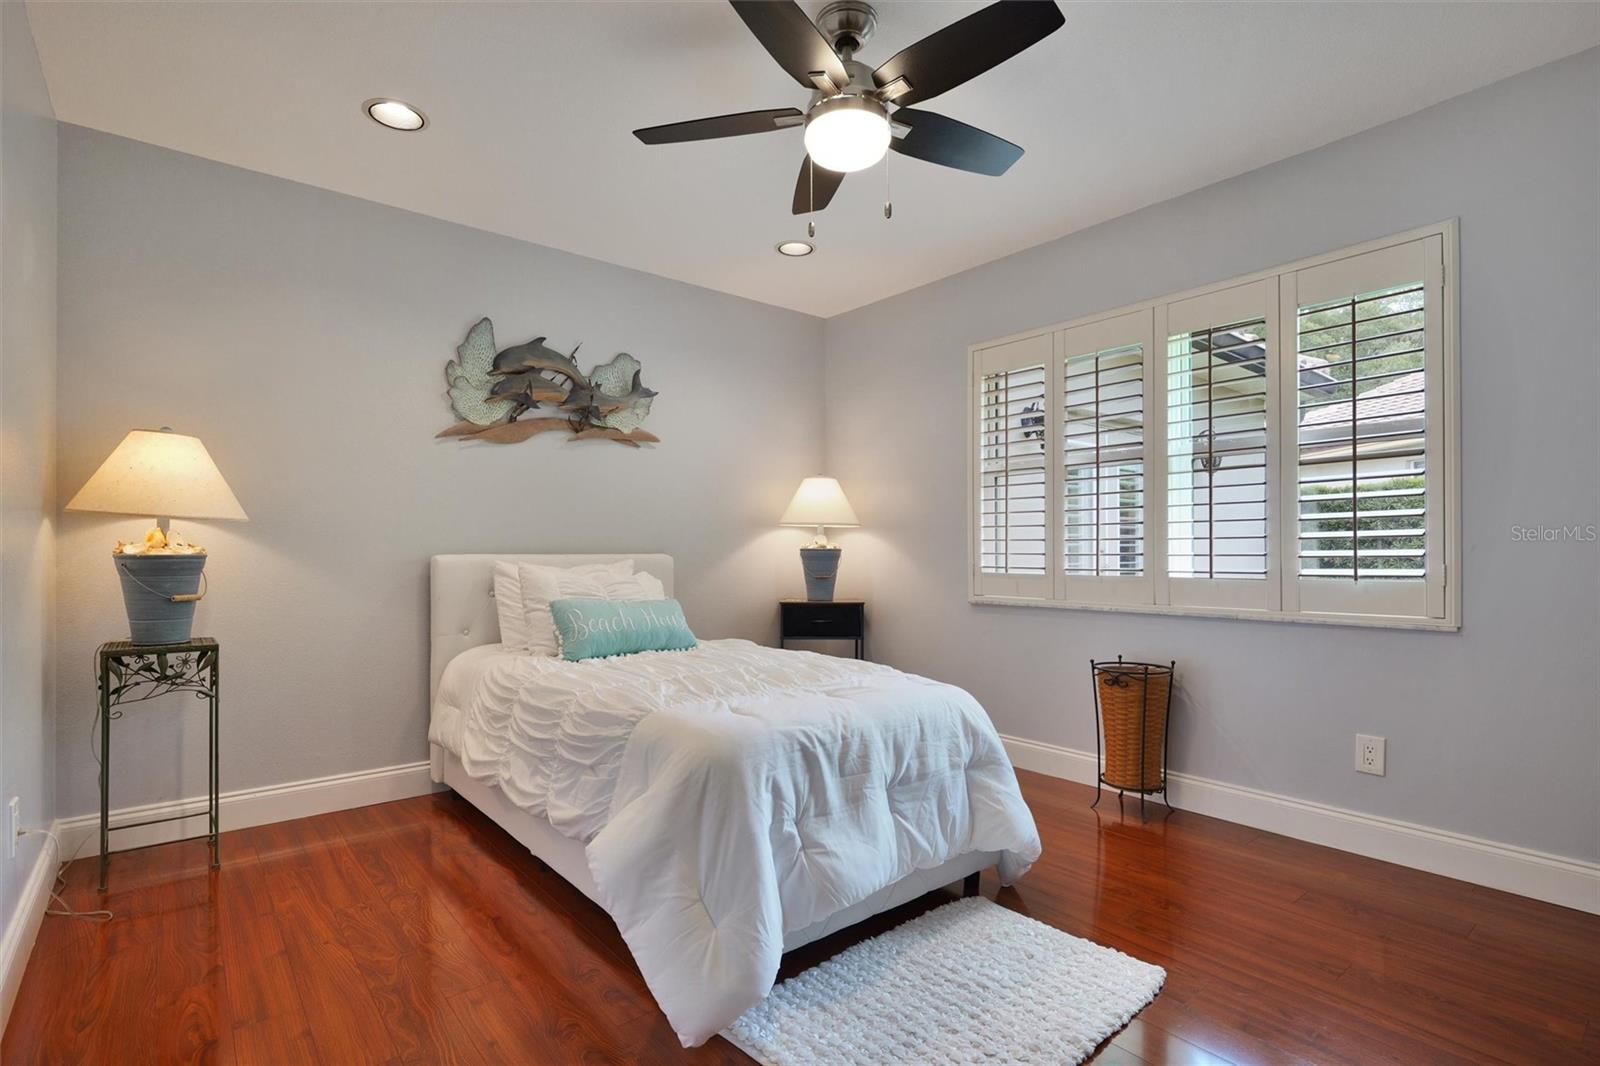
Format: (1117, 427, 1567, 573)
(1285, 234, 1444, 621)
(978, 363, 1048, 576)
(1167, 316, 1271, 580)
(1296, 284, 1427, 580)
(1063, 342, 1145, 577)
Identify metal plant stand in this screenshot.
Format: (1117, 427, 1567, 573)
(95, 638, 220, 890)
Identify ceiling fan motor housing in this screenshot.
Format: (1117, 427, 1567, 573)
(817, 0, 878, 56)
(806, 57, 882, 109)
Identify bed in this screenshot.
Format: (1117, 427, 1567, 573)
(428, 553, 1041, 1046)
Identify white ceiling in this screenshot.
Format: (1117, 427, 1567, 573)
(27, 1, 1600, 317)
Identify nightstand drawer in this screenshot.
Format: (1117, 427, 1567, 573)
(780, 598, 857, 630)
(780, 601, 864, 639)
(778, 600, 866, 658)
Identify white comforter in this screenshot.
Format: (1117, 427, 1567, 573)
(429, 639, 1042, 1046)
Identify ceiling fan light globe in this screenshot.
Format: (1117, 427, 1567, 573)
(803, 97, 890, 173)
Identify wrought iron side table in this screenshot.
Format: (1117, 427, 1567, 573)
(96, 638, 220, 890)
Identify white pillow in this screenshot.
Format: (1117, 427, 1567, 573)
(493, 559, 636, 652)
(634, 569, 665, 599)
(492, 561, 531, 651)
(516, 560, 659, 657)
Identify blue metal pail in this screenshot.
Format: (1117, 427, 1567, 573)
(114, 553, 207, 645)
(800, 547, 841, 602)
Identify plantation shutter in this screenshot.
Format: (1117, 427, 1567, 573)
(1281, 235, 1445, 619)
(1058, 310, 1156, 605)
(1161, 279, 1280, 611)
(974, 332, 1055, 598)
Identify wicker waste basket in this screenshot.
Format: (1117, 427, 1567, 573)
(1091, 658, 1175, 815)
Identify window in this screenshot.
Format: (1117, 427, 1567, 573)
(970, 223, 1457, 628)
(1065, 343, 1144, 576)
(1058, 310, 1153, 605)
(1163, 280, 1280, 612)
(1284, 234, 1447, 620)
(975, 333, 1052, 598)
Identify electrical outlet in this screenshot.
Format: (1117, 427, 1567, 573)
(7, 798, 18, 859)
(1356, 735, 1386, 776)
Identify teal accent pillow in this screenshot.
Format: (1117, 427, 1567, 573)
(549, 598, 698, 661)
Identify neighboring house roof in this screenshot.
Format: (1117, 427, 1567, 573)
(1301, 371, 1424, 426)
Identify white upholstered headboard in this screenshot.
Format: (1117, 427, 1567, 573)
(429, 553, 675, 701)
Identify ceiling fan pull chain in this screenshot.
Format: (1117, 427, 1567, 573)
(884, 148, 893, 220)
(808, 156, 817, 239)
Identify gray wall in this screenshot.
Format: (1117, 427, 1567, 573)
(822, 49, 1600, 862)
(45, 50, 1600, 864)
(55, 127, 825, 819)
(0, 0, 57, 943)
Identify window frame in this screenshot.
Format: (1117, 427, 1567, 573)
(967, 220, 1460, 631)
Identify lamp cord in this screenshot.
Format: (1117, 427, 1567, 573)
(64, 660, 115, 921)
(25, 827, 114, 922)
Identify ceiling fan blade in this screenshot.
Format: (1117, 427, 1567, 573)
(729, 0, 849, 91)
(633, 108, 804, 145)
(872, 0, 1065, 108)
(791, 156, 846, 215)
(890, 108, 1023, 176)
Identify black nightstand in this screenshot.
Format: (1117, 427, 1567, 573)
(779, 600, 865, 659)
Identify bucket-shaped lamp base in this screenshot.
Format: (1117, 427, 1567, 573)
(114, 553, 206, 645)
(800, 547, 841, 602)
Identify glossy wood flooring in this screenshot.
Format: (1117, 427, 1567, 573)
(7, 770, 1599, 1065)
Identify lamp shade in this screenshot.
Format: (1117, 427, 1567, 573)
(779, 477, 859, 528)
(66, 428, 248, 521)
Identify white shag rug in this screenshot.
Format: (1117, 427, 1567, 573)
(722, 897, 1165, 1065)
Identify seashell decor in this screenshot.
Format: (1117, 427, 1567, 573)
(436, 317, 659, 447)
(114, 527, 206, 556)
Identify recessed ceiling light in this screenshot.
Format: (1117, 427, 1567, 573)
(776, 240, 814, 258)
(364, 98, 427, 132)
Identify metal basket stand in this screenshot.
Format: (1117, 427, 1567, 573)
(1090, 657, 1176, 822)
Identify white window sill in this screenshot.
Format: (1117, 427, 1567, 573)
(968, 594, 1460, 632)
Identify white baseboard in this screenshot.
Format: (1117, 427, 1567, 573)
(1001, 734, 1600, 915)
(1, 828, 60, 1034)
(55, 760, 439, 862)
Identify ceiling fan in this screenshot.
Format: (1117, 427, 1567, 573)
(633, 0, 1065, 216)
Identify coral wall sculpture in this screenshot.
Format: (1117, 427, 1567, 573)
(436, 317, 660, 447)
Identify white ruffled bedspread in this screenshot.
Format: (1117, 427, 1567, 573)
(429, 639, 1042, 1046)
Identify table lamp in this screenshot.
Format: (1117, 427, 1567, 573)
(65, 427, 248, 645)
(779, 476, 859, 602)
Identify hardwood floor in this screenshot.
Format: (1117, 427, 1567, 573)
(7, 769, 1598, 1065)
